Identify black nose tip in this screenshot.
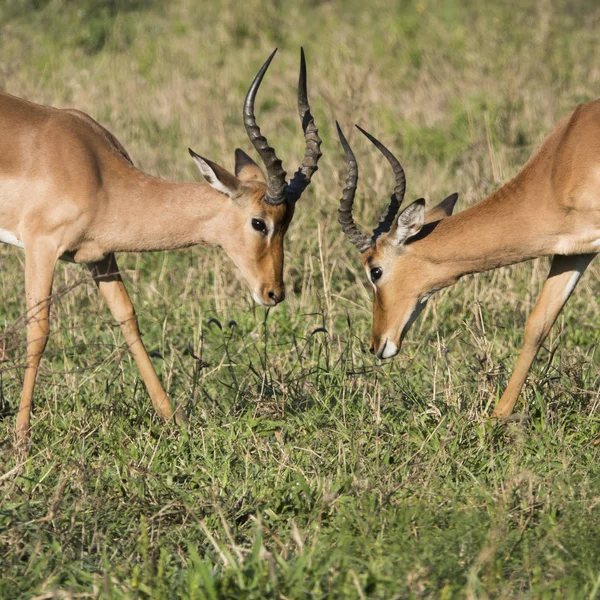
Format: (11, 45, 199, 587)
(268, 291, 282, 305)
(369, 345, 375, 355)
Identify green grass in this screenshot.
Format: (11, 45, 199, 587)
(2, 0, 600, 597)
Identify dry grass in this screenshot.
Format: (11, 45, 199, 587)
(1, 0, 600, 597)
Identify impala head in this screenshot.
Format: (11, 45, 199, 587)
(190, 48, 322, 307)
(336, 123, 459, 358)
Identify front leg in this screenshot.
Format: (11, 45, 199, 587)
(88, 254, 187, 426)
(16, 239, 59, 447)
(492, 253, 595, 419)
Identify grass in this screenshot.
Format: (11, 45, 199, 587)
(1, 0, 600, 597)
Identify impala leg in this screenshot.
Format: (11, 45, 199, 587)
(16, 240, 58, 446)
(88, 254, 187, 426)
(492, 253, 595, 419)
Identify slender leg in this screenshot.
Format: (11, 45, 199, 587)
(15, 239, 58, 446)
(492, 253, 595, 418)
(88, 254, 187, 426)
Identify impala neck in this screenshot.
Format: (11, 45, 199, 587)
(416, 165, 556, 286)
(108, 171, 230, 253)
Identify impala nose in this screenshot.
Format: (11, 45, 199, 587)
(253, 286, 285, 307)
(268, 291, 284, 305)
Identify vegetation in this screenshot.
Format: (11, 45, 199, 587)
(1, 0, 600, 597)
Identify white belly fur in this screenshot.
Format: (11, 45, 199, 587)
(563, 270, 581, 302)
(555, 232, 600, 255)
(0, 228, 24, 249)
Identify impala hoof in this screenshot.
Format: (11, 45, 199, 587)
(14, 430, 32, 460)
(491, 412, 531, 426)
(174, 407, 190, 431)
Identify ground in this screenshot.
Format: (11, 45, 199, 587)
(1, 0, 600, 598)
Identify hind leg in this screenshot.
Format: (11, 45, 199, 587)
(88, 254, 187, 425)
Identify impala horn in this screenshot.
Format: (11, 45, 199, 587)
(243, 49, 288, 206)
(243, 48, 322, 206)
(285, 48, 323, 203)
(355, 125, 406, 241)
(336, 122, 373, 253)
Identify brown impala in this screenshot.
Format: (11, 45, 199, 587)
(0, 49, 321, 445)
(337, 100, 600, 418)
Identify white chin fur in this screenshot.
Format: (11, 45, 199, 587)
(253, 292, 266, 305)
(381, 341, 398, 359)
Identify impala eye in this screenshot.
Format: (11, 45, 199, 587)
(251, 218, 267, 233)
(370, 267, 383, 283)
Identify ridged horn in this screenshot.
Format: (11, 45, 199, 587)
(285, 48, 323, 203)
(355, 125, 406, 241)
(243, 49, 287, 206)
(336, 122, 373, 253)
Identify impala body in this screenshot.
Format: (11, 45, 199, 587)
(1, 49, 321, 445)
(337, 99, 600, 417)
(0, 92, 292, 300)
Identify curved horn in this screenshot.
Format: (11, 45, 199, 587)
(285, 48, 323, 203)
(355, 125, 406, 240)
(243, 49, 287, 206)
(336, 122, 373, 253)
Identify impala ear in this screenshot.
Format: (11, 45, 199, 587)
(390, 198, 426, 246)
(425, 192, 459, 224)
(189, 148, 240, 198)
(234, 148, 266, 183)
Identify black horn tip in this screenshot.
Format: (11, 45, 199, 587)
(355, 124, 392, 156)
(257, 48, 278, 81)
(355, 124, 405, 186)
(244, 48, 279, 110)
(263, 47, 279, 70)
(355, 124, 378, 145)
(297, 47, 308, 110)
(188, 147, 199, 159)
(355, 124, 403, 168)
(336, 122, 354, 157)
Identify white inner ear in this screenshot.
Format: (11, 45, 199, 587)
(392, 202, 425, 246)
(193, 156, 233, 198)
(393, 222, 419, 246)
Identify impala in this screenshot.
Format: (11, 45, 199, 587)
(1, 48, 321, 445)
(336, 99, 600, 418)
